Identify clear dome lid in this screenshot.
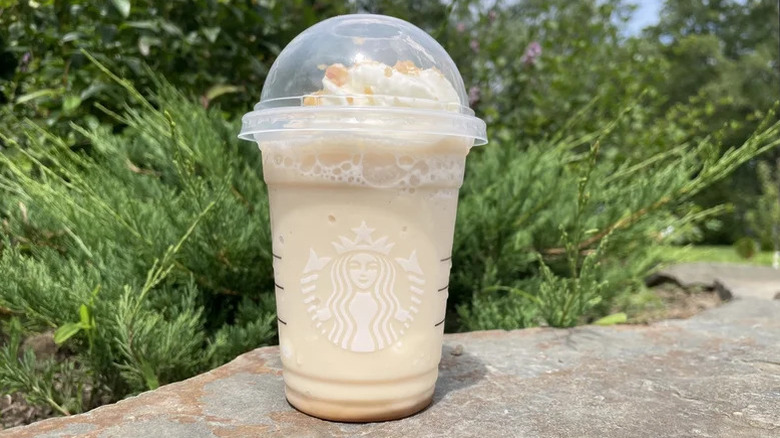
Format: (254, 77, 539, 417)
(239, 14, 486, 145)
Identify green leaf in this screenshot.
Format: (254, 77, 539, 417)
(124, 20, 158, 31)
(160, 21, 182, 36)
(62, 95, 82, 113)
(90, 284, 102, 301)
(110, 0, 131, 18)
(185, 31, 199, 45)
(592, 313, 627, 326)
(61, 32, 83, 43)
(84, 115, 101, 130)
(202, 27, 221, 43)
(140, 361, 160, 390)
(80, 83, 109, 100)
(138, 36, 161, 56)
(204, 84, 243, 102)
(54, 323, 82, 345)
(15, 88, 63, 104)
(79, 304, 90, 326)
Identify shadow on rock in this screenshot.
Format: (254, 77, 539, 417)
(432, 343, 488, 404)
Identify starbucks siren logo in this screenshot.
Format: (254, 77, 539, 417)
(300, 221, 424, 352)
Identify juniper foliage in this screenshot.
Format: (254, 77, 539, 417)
(1, 72, 277, 411)
(746, 159, 780, 266)
(453, 104, 780, 329)
(0, 71, 778, 415)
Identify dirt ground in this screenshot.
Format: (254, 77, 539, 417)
(629, 283, 723, 324)
(1, 393, 52, 430)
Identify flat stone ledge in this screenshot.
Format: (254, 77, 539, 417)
(4, 299, 780, 438)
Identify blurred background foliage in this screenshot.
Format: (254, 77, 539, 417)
(0, 0, 779, 425)
(2, 0, 776, 242)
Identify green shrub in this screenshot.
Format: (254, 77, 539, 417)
(453, 104, 780, 329)
(2, 0, 780, 423)
(0, 0, 352, 144)
(733, 237, 759, 259)
(746, 161, 780, 254)
(1, 60, 778, 416)
(1, 70, 277, 412)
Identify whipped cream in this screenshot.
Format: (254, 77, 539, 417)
(303, 60, 461, 111)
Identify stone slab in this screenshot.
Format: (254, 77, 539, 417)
(648, 262, 780, 300)
(5, 299, 780, 438)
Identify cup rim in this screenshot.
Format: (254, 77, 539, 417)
(238, 105, 488, 146)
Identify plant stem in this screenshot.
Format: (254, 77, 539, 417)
(45, 396, 71, 416)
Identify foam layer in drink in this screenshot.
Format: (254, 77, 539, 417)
(261, 134, 469, 421)
(259, 133, 470, 190)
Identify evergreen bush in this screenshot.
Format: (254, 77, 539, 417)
(1, 59, 778, 416)
(2, 0, 780, 422)
(1, 68, 278, 413)
(454, 103, 780, 329)
(746, 160, 780, 267)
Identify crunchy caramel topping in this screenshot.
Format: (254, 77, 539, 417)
(307, 61, 439, 107)
(393, 60, 419, 75)
(325, 63, 349, 86)
(303, 90, 324, 106)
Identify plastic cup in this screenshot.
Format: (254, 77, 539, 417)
(238, 14, 486, 422)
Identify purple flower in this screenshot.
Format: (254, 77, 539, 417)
(468, 86, 481, 106)
(488, 10, 497, 23)
(456, 22, 466, 33)
(19, 52, 31, 73)
(521, 41, 542, 66)
(470, 39, 480, 53)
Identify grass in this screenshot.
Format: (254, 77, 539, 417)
(661, 245, 775, 266)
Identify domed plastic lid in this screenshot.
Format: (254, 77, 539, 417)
(238, 14, 487, 145)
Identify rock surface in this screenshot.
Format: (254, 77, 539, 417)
(5, 299, 780, 438)
(648, 262, 780, 300)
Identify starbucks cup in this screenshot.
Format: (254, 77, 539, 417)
(238, 14, 487, 422)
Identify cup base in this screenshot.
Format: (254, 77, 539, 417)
(285, 384, 434, 422)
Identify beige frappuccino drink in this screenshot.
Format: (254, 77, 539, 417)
(239, 15, 486, 422)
